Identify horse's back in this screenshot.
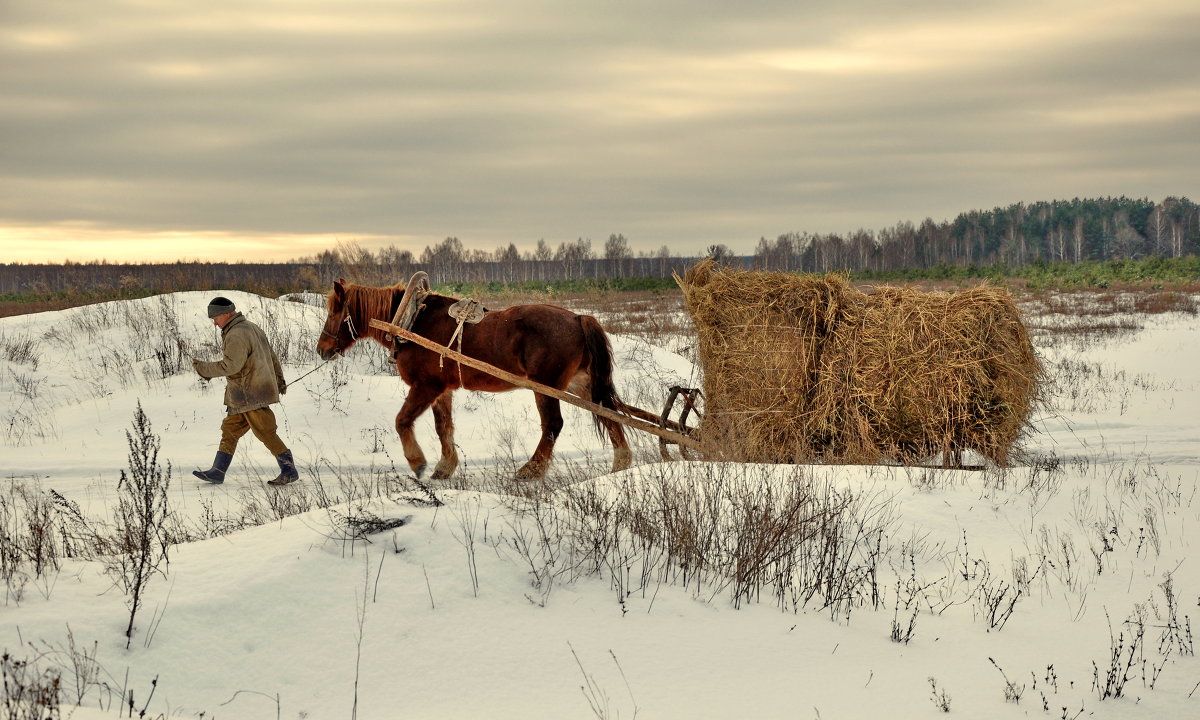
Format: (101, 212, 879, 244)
(465, 303, 594, 384)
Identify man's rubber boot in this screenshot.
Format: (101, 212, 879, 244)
(267, 449, 300, 486)
(193, 451, 233, 484)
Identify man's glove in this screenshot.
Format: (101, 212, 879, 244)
(279, 379, 287, 395)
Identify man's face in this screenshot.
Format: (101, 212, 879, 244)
(212, 312, 235, 328)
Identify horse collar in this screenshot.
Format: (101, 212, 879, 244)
(389, 272, 432, 345)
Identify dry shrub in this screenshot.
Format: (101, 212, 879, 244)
(1133, 290, 1198, 315)
(1, 652, 61, 719)
(678, 260, 1042, 465)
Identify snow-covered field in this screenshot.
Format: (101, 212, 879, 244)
(2, 289, 1198, 719)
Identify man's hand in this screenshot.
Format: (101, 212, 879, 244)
(192, 358, 207, 379)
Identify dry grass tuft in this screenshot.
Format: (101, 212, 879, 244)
(678, 260, 1043, 466)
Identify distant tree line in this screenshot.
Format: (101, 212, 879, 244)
(302, 235, 685, 287)
(2, 196, 1197, 296)
(0, 237, 699, 295)
(750, 196, 1199, 273)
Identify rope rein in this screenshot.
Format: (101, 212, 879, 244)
(290, 311, 355, 387)
(286, 353, 339, 386)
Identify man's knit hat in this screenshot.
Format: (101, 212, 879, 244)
(207, 296, 236, 318)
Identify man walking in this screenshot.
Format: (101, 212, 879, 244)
(192, 296, 299, 486)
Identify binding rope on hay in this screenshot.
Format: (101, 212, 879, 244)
(677, 259, 1043, 466)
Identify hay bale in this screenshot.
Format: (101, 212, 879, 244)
(678, 260, 1042, 466)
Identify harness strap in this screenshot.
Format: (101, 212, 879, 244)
(440, 299, 484, 387)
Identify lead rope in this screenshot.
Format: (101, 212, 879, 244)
(291, 313, 355, 386)
(287, 352, 340, 386)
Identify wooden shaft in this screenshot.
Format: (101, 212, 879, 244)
(368, 318, 706, 453)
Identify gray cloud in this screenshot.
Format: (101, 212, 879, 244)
(2, 1, 1197, 261)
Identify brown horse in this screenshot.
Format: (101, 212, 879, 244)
(316, 278, 653, 480)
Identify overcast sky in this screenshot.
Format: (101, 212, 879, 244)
(2, 0, 1197, 263)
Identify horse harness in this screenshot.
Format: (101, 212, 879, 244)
(321, 310, 358, 344)
(385, 272, 487, 373)
(441, 298, 485, 374)
(305, 276, 483, 389)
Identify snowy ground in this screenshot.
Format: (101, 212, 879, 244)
(2, 289, 1198, 719)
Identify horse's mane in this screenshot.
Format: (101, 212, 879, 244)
(331, 283, 398, 325)
(331, 282, 458, 341)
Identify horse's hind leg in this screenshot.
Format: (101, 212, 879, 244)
(517, 394, 563, 479)
(568, 372, 631, 473)
(430, 391, 459, 479)
(395, 383, 443, 478)
(599, 416, 633, 473)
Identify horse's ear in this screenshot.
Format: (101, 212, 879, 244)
(333, 279, 345, 297)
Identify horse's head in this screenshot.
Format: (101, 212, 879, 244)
(317, 279, 359, 360)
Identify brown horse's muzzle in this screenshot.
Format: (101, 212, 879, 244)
(316, 340, 341, 361)
(316, 311, 353, 361)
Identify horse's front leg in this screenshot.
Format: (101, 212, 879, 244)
(430, 391, 459, 479)
(517, 393, 563, 479)
(395, 383, 444, 478)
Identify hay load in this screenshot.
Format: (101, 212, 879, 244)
(678, 260, 1042, 466)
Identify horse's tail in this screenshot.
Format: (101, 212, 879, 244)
(579, 315, 671, 434)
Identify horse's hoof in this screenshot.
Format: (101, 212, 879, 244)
(515, 463, 547, 480)
(411, 463, 427, 479)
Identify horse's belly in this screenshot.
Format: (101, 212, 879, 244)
(463, 373, 520, 392)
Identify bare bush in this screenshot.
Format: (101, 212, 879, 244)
(504, 497, 568, 606)
(0, 331, 39, 369)
(1, 483, 65, 605)
(928, 677, 952, 712)
(1, 651, 61, 720)
(1092, 605, 1172, 700)
(107, 402, 172, 650)
(31, 628, 106, 710)
(1154, 573, 1194, 657)
(546, 464, 894, 617)
(2, 370, 58, 446)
